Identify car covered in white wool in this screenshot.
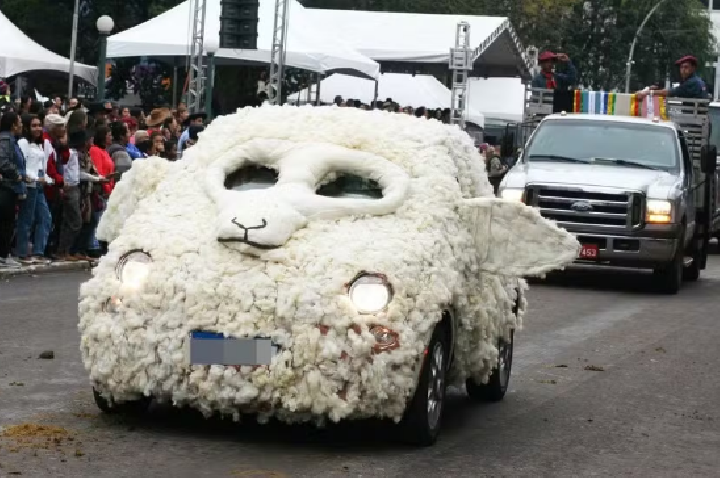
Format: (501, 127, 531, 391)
(79, 105, 579, 445)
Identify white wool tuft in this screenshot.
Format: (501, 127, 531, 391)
(80, 105, 578, 424)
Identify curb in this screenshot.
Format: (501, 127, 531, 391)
(0, 261, 93, 278)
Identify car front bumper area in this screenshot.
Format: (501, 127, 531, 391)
(81, 310, 424, 424)
(570, 230, 679, 269)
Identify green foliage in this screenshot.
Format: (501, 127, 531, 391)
(301, 0, 716, 91)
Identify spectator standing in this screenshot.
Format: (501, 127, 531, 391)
(177, 112, 206, 157)
(164, 140, 178, 160)
(149, 131, 165, 157)
(55, 130, 102, 261)
(106, 121, 133, 177)
(16, 114, 52, 264)
(88, 127, 115, 256)
(42, 114, 68, 258)
(0, 111, 26, 267)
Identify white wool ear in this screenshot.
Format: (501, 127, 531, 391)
(458, 197, 580, 276)
(96, 157, 172, 242)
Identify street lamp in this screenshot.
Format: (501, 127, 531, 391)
(624, 0, 668, 93)
(96, 15, 114, 102)
(204, 38, 219, 119)
(67, 0, 80, 109)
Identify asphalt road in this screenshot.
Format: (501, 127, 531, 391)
(1, 261, 720, 478)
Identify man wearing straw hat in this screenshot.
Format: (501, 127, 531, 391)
(636, 55, 708, 100)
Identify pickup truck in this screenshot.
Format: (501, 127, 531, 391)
(500, 87, 717, 294)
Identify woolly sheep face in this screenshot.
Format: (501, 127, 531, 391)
(83, 106, 579, 423)
(205, 139, 410, 254)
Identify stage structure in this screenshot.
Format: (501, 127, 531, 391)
(268, 0, 289, 104)
(449, 22, 473, 129)
(185, 0, 207, 112)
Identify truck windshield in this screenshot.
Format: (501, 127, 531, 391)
(525, 120, 679, 170)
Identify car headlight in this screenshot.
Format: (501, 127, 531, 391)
(501, 188, 524, 202)
(348, 272, 393, 314)
(116, 250, 152, 290)
(646, 200, 672, 224)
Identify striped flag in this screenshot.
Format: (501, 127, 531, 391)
(570, 90, 667, 120)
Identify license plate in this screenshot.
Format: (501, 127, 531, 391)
(188, 331, 279, 366)
(578, 244, 599, 259)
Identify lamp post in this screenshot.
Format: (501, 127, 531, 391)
(67, 0, 80, 107)
(204, 38, 219, 119)
(624, 0, 668, 93)
(96, 15, 114, 102)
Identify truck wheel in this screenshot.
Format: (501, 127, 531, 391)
(683, 256, 700, 282)
(92, 387, 151, 415)
(466, 330, 514, 402)
(400, 325, 449, 447)
(653, 245, 683, 295)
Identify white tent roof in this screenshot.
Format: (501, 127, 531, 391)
(289, 73, 484, 126)
(304, 9, 531, 78)
(0, 10, 96, 83)
(467, 77, 526, 123)
(106, 0, 379, 79)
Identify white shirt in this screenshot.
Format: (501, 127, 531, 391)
(18, 138, 52, 185)
(64, 149, 98, 187)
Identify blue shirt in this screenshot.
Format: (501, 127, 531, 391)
(532, 62, 578, 90)
(669, 74, 708, 99)
(126, 142, 144, 160)
(177, 129, 190, 155)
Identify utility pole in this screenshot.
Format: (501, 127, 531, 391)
(186, 0, 207, 112)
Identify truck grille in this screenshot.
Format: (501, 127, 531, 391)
(526, 186, 642, 229)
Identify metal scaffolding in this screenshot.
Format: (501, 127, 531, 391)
(268, 0, 290, 105)
(185, 0, 207, 112)
(449, 22, 473, 129)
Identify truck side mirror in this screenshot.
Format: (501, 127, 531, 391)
(701, 145, 717, 174)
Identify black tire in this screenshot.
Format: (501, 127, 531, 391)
(93, 387, 151, 415)
(466, 330, 514, 402)
(400, 325, 449, 447)
(683, 257, 700, 282)
(653, 241, 683, 295)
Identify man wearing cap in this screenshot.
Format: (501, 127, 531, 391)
(177, 112, 206, 157)
(532, 51, 577, 90)
(636, 55, 708, 100)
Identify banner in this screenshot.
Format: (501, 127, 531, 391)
(572, 90, 667, 120)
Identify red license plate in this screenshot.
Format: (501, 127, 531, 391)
(578, 244, 599, 259)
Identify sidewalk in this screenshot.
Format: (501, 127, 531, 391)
(0, 260, 93, 278)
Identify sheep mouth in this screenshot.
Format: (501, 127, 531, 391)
(217, 238, 280, 250)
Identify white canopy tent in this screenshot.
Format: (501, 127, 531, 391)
(289, 73, 485, 126)
(106, 0, 379, 79)
(0, 10, 96, 83)
(467, 77, 526, 123)
(304, 9, 530, 78)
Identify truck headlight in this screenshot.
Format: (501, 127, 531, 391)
(501, 188, 524, 202)
(348, 273, 393, 314)
(116, 250, 152, 291)
(646, 200, 672, 224)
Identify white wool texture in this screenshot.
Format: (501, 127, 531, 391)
(80, 105, 578, 425)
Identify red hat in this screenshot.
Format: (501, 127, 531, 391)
(675, 55, 697, 66)
(538, 51, 557, 62)
(122, 116, 137, 130)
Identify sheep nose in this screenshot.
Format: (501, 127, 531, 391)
(215, 194, 307, 249)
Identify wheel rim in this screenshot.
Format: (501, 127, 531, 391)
(498, 335, 514, 389)
(426, 342, 445, 430)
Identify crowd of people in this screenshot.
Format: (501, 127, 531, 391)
(324, 96, 455, 123)
(0, 91, 207, 268)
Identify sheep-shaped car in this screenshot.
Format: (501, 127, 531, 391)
(78, 105, 579, 446)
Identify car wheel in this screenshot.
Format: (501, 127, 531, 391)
(683, 256, 700, 282)
(400, 325, 449, 447)
(653, 245, 683, 295)
(466, 330, 514, 402)
(92, 387, 151, 415)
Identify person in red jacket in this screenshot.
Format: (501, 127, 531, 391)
(42, 114, 68, 258)
(88, 126, 115, 255)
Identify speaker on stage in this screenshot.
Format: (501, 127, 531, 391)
(220, 0, 260, 49)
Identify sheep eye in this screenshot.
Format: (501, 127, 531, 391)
(316, 172, 383, 199)
(225, 164, 278, 191)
